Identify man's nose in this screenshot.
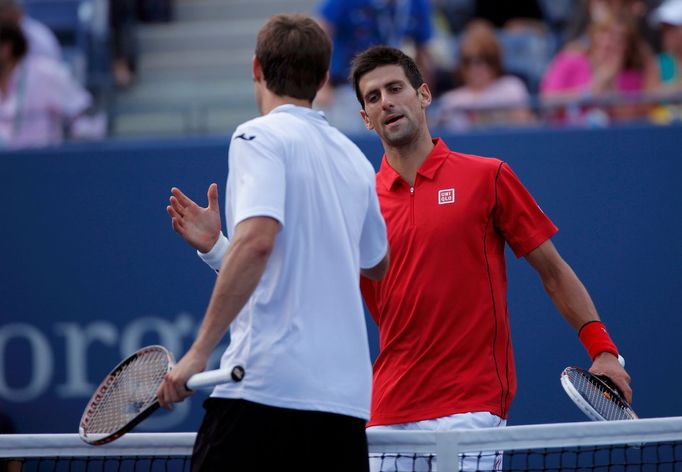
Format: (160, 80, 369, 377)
(380, 93, 394, 109)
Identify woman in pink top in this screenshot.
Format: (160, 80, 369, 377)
(540, 12, 657, 123)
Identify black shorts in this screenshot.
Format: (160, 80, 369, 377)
(191, 398, 369, 472)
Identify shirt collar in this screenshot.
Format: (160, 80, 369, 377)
(269, 104, 328, 124)
(377, 138, 450, 191)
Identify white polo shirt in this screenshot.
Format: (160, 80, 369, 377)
(203, 104, 387, 420)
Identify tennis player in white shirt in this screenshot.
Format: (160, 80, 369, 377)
(156, 13, 389, 472)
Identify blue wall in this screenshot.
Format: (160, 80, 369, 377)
(1, 124, 681, 434)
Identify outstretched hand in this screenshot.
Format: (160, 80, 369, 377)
(167, 183, 222, 253)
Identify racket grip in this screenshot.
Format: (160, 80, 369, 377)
(185, 366, 244, 391)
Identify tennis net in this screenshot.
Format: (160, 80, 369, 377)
(1, 416, 681, 471)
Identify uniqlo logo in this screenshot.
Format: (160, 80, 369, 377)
(438, 188, 455, 205)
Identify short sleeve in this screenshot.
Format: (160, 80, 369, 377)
(228, 126, 286, 230)
(359, 177, 388, 269)
(493, 163, 558, 257)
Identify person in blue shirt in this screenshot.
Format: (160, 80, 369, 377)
(315, 0, 434, 131)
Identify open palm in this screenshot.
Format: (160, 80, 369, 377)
(167, 183, 222, 253)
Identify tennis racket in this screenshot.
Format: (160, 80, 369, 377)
(561, 355, 637, 421)
(78, 345, 244, 445)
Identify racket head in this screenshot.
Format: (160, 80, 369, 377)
(561, 366, 638, 421)
(79, 345, 174, 445)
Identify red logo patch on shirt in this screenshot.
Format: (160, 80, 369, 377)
(438, 188, 455, 205)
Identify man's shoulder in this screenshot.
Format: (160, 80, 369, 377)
(443, 147, 504, 171)
(232, 113, 286, 142)
(432, 148, 504, 185)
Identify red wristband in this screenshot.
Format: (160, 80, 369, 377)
(578, 321, 619, 360)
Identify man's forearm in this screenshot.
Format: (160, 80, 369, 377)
(526, 240, 600, 331)
(191, 219, 278, 358)
(543, 264, 600, 331)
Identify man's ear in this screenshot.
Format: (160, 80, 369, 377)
(360, 109, 374, 130)
(417, 83, 432, 108)
(252, 55, 262, 83)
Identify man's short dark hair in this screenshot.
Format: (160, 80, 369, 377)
(350, 46, 424, 108)
(255, 14, 331, 102)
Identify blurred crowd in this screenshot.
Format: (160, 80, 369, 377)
(314, 0, 682, 132)
(0, 0, 172, 150)
(1, 0, 680, 149)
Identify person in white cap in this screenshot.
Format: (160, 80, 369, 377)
(650, 0, 682, 92)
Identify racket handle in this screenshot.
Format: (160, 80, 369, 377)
(185, 365, 245, 391)
(618, 354, 625, 367)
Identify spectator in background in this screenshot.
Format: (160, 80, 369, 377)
(562, 0, 660, 51)
(540, 11, 658, 124)
(315, 0, 434, 132)
(110, 0, 138, 88)
(0, 20, 102, 148)
(435, 0, 556, 96)
(0, 0, 61, 60)
(650, 0, 682, 92)
(647, 0, 682, 122)
(432, 19, 533, 131)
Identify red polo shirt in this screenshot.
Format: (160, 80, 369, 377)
(362, 138, 558, 426)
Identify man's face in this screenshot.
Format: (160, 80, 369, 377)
(358, 64, 430, 147)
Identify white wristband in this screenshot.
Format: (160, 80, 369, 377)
(197, 233, 229, 272)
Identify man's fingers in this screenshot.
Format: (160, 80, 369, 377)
(615, 376, 633, 404)
(171, 218, 185, 234)
(168, 206, 186, 234)
(171, 187, 193, 207)
(169, 196, 186, 216)
(157, 376, 192, 411)
(156, 379, 171, 410)
(207, 183, 220, 211)
(167, 204, 183, 220)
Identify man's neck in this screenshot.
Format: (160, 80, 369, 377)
(384, 131, 435, 187)
(261, 93, 312, 115)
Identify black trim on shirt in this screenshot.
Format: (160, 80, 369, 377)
(483, 161, 508, 418)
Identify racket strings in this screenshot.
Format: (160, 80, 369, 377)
(83, 349, 170, 434)
(568, 370, 632, 421)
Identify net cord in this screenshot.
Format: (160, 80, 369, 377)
(2, 416, 682, 472)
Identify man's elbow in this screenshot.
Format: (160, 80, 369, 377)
(361, 251, 390, 281)
(232, 217, 280, 261)
(242, 234, 276, 260)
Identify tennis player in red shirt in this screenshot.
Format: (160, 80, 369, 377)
(350, 46, 632, 471)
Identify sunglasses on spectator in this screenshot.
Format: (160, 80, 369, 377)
(461, 55, 494, 67)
